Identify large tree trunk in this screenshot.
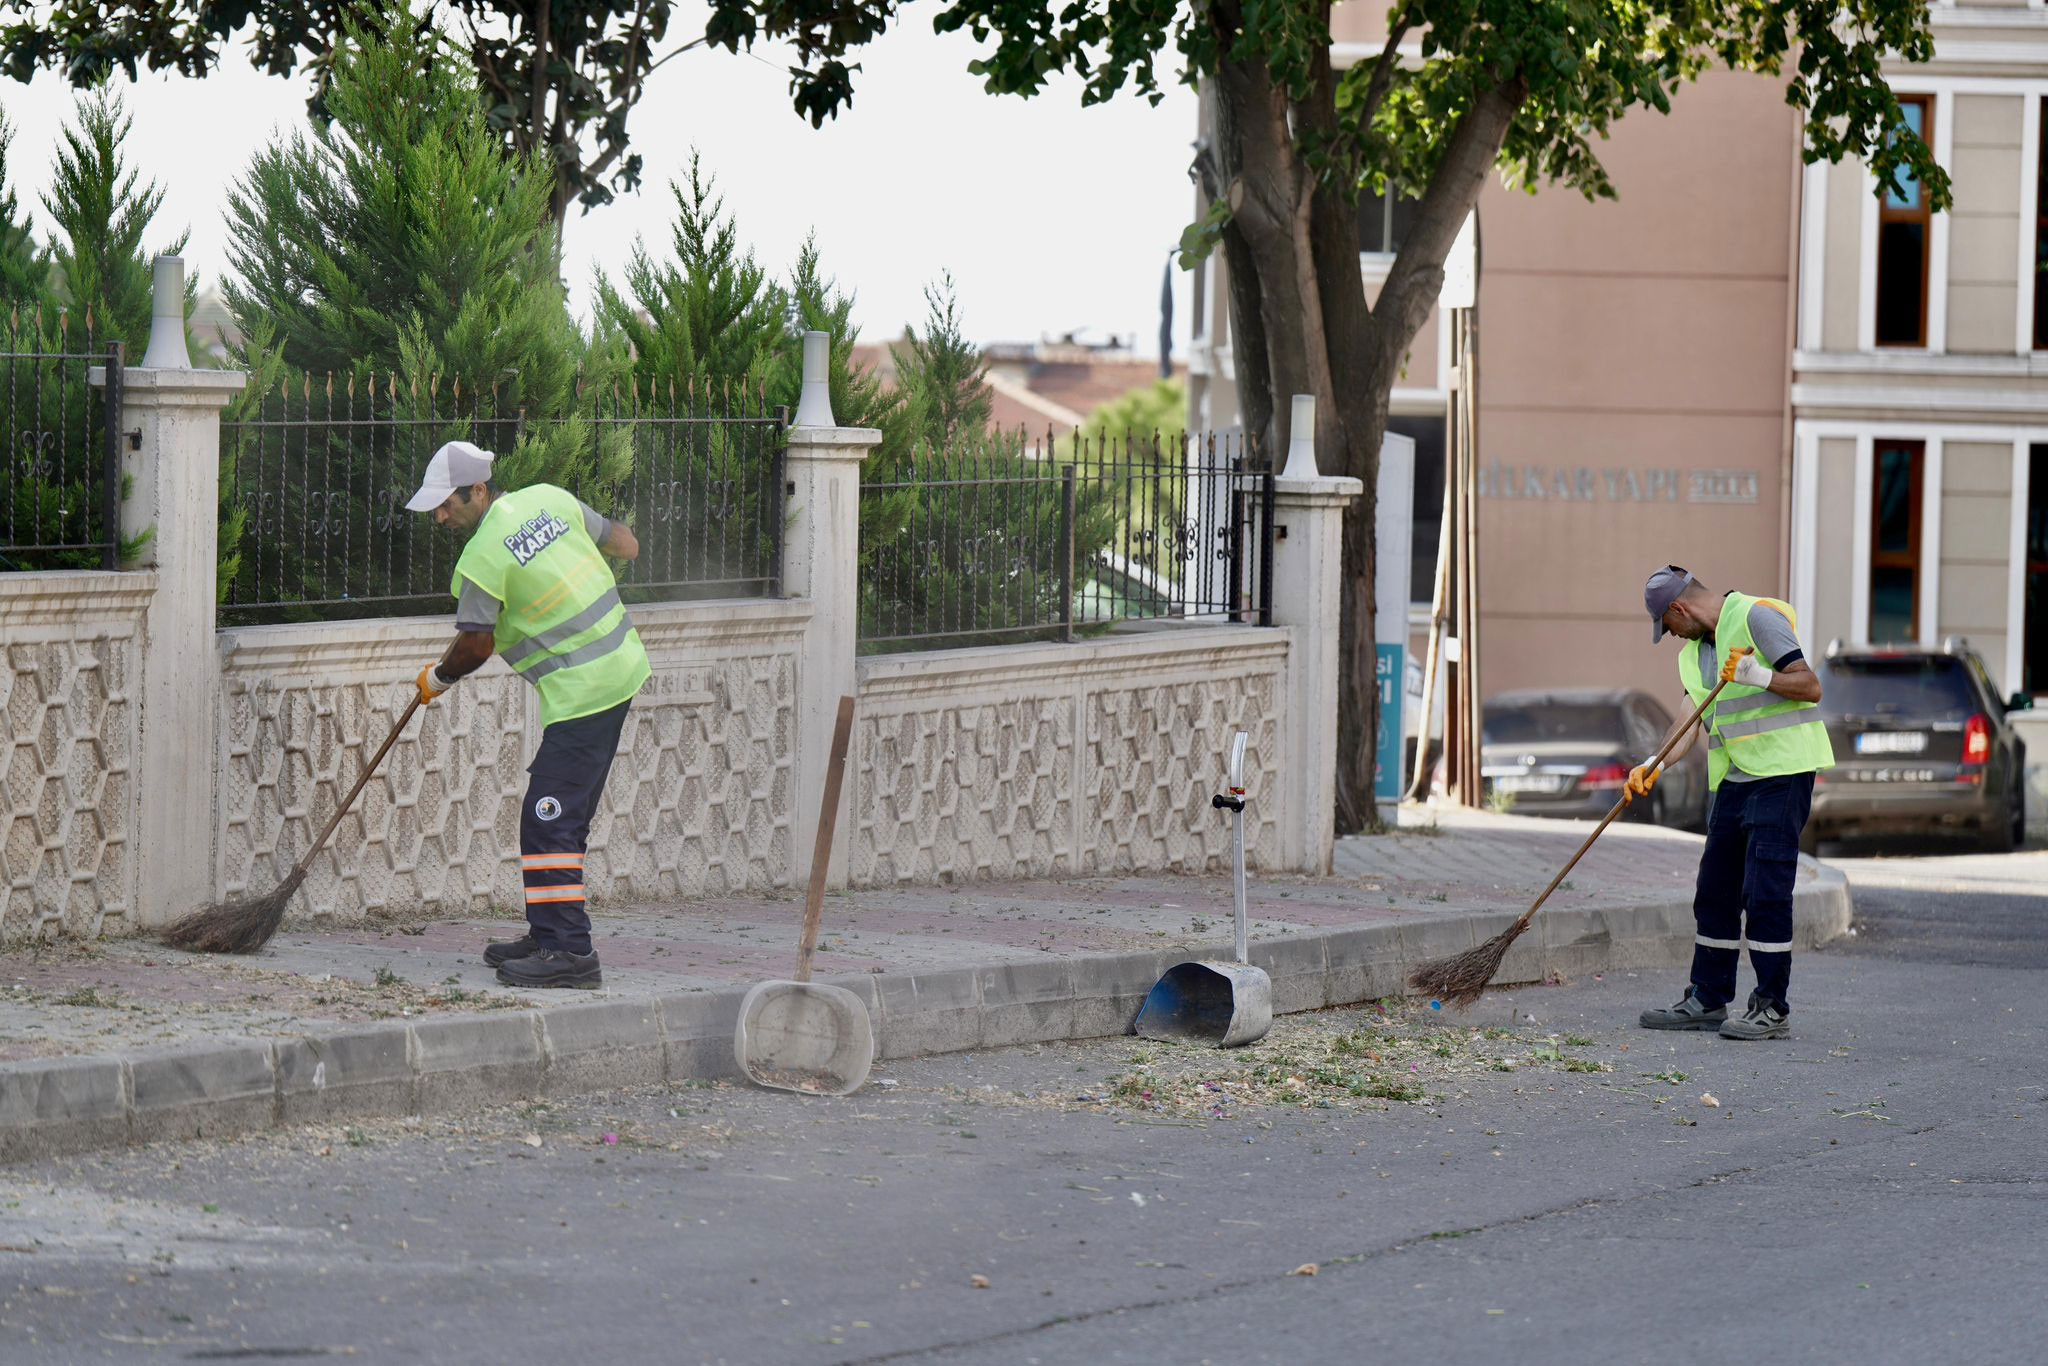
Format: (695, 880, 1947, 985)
(1205, 1, 1527, 836)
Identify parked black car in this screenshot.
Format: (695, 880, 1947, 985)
(1809, 639, 2030, 852)
(1480, 688, 1710, 830)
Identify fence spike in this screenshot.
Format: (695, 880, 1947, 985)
(302, 372, 311, 401)
(81, 304, 92, 337)
(325, 372, 334, 400)
(453, 375, 462, 402)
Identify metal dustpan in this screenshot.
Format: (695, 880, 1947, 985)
(735, 696, 874, 1096)
(1134, 731, 1273, 1048)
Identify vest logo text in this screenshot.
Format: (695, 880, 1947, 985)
(505, 511, 571, 567)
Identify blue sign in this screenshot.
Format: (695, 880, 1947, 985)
(1375, 643, 1405, 802)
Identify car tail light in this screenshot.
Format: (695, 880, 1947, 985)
(1963, 713, 1991, 766)
(1581, 763, 1630, 791)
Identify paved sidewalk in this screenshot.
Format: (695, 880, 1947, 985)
(1, 807, 1851, 1160)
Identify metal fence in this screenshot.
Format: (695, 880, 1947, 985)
(857, 430, 1274, 651)
(217, 375, 785, 626)
(0, 313, 122, 572)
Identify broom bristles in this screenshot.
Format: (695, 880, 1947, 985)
(160, 867, 305, 954)
(1406, 919, 1532, 1010)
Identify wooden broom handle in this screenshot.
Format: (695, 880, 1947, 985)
(290, 696, 422, 880)
(795, 695, 857, 983)
(1509, 676, 1731, 934)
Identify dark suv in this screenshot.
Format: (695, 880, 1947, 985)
(1808, 640, 2031, 852)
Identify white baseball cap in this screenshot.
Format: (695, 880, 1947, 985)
(405, 440, 497, 512)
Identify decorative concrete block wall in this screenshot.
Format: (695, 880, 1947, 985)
(848, 630, 1287, 885)
(214, 601, 808, 921)
(0, 573, 152, 939)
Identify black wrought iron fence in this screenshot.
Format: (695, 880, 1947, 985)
(857, 430, 1273, 652)
(218, 376, 524, 624)
(218, 375, 786, 626)
(0, 313, 122, 572)
(575, 380, 785, 605)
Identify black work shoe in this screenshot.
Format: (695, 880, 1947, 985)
(1720, 990, 1790, 1041)
(495, 948, 602, 990)
(1638, 985, 1728, 1031)
(482, 933, 539, 969)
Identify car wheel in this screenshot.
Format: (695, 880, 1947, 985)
(1649, 789, 1668, 828)
(1799, 826, 1820, 857)
(1984, 786, 2020, 854)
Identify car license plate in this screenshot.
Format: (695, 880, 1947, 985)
(1837, 767, 1937, 783)
(1855, 731, 1927, 754)
(1495, 774, 1565, 795)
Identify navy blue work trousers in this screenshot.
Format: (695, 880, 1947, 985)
(1690, 771, 1814, 1012)
(518, 700, 630, 956)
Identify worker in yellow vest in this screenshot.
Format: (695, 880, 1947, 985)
(406, 441, 651, 989)
(1630, 566, 1835, 1040)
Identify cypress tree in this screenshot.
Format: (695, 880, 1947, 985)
(0, 107, 44, 307)
(42, 87, 187, 347)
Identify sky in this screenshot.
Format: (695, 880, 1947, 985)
(0, 8, 1201, 355)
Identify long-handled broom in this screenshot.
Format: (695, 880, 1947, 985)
(163, 696, 423, 954)
(1407, 675, 1731, 1008)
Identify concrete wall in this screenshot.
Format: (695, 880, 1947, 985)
(1474, 70, 1799, 704)
(851, 630, 1286, 885)
(1946, 94, 2025, 354)
(0, 574, 152, 939)
(1939, 442, 2016, 678)
(213, 602, 809, 922)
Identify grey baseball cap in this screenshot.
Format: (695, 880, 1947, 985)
(406, 441, 496, 511)
(1644, 565, 1695, 642)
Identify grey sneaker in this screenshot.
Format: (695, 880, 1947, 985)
(1719, 991, 1789, 1040)
(1639, 986, 1728, 1031)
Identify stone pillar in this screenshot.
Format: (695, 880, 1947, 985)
(1269, 394, 1362, 875)
(92, 257, 247, 924)
(782, 332, 881, 889)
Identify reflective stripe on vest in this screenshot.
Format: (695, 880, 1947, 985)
(522, 614, 636, 682)
(1676, 591, 1834, 790)
(502, 587, 625, 669)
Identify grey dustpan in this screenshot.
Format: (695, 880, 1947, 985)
(734, 695, 874, 1095)
(1134, 730, 1273, 1048)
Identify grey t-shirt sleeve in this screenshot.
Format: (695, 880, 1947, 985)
(577, 499, 610, 547)
(454, 575, 503, 633)
(1746, 601, 1805, 671)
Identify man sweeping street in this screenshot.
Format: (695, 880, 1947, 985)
(1630, 566, 1835, 1040)
(408, 441, 649, 989)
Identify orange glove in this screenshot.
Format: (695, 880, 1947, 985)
(1719, 647, 1754, 686)
(417, 664, 452, 706)
(1625, 761, 1661, 802)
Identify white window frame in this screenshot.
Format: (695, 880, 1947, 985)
(1795, 419, 2048, 697)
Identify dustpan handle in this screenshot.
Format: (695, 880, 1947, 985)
(795, 695, 857, 984)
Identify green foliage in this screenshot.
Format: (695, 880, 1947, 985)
(42, 86, 188, 346)
(0, 107, 43, 304)
(1, 0, 691, 224)
(218, 18, 625, 617)
(1079, 378, 1186, 447)
(1, 91, 181, 572)
(891, 272, 993, 456)
(858, 277, 1120, 650)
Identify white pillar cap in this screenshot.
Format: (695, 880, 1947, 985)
(1280, 393, 1319, 480)
(793, 330, 837, 428)
(140, 255, 192, 370)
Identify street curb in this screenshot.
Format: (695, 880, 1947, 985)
(0, 866, 1851, 1163)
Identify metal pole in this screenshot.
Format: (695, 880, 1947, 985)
(1232, 801, 1248, 964)
(100, 340, 123, 569)
(1258, 466, 1276, 627)
(1059, 463, 1076, 643)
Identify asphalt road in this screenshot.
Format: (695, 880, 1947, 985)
(3, 851, 2043, 1365)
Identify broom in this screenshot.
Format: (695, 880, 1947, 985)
(163, 696, 423, 954)
(1407, 674, 1730, 1008)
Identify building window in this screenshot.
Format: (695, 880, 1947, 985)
(1390, 414, 1445, 606)
(1876, 96, 1932, 348)
(1869, 439, 1924, 643)
(2034, 99, 2048, 351)
(1359, 189, 1418, 257)
(2026, 445, 2047, 694)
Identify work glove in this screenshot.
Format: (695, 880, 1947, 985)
(1720, 647, 1774, 691)
(1625, 761, 1661, 802)
(417, 663, 456, 706)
